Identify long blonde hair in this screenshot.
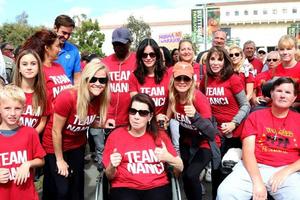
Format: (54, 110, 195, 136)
(76, 60, 110, 125)
(228, 45, 245, 72)
(168, 76, 196, 114)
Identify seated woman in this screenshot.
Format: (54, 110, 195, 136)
(102, 93, 183, 200)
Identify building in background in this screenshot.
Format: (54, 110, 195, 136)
(99, 0, 300, 55)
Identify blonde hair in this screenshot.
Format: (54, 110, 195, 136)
(0, 84, 26, 106)
(228, 45, 245, 72)
(76, 61, 110, 125)
(278, 35, 297, 50)
(168, 76, 196, 114)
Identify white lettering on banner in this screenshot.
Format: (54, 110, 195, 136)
(110, 82, 128, 93)
(206, 87, 224, 96)
(125, 149, 165, 174)
(209, 97, 229, 105)
(53, 85, 73, 98)
(49, 75, 70, 84)
(109, 71, 131, 81)
(140, 87, 165, 96)
(19, 117, 38, 127)
(0, 151, 27, 166)
(23, 105, 41, 117)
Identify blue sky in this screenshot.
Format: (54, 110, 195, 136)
(0, 0, 236, 26)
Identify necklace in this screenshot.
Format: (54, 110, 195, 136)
(270, 109, 289, 141)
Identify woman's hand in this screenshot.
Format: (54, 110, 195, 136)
(155, 141, 171, 162)
(56, 159, 69, 177)
(221, 122, 236, 135)
(15, 162, 30, 185)
(105, 119, 116, 129)
(0, 168, 10, 184)
(252, 181, 267, 200)
(184, 105, 196, 118)
(110, 148, 122, 168)
(156, 114, 169, 129)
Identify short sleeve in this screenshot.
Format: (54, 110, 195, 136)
(54, 89, 74, 118)
(231, 74, 244, 94)
(128, 73, 139, 93)
(31, 129, 46, 159)
(194, 90, 212, 119)
(241, 112, 258, 140)
(74, 49, 81, 73)
(102, 130, 117, 168)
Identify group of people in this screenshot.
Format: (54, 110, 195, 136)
(0, 13, 300, 200)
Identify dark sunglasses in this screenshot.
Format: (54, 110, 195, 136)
(258, 51, 266, 55)
(142, 52, 156, 59)
(229, 53, 240, 57)
(174, 75, 192, 82)
(129, 108, 150, 117)
(266, 59, 278, 62)
(89, 77, 108, 84)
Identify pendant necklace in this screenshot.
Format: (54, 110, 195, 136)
(271, 110, 289, 141)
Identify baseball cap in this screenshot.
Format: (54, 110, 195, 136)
(112, 27, 133, 44)
(173, 62, 194, 79)
(257, 47, 267, 54)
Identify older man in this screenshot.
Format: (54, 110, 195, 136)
(217, 77, 300, 200)
(243, 40, 263, 74)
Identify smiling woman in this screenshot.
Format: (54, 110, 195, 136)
(42, 61, 110, 200)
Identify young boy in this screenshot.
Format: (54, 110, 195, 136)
(0, 85, 45, 200)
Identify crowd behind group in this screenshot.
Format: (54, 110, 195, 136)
(0, 14, 300, 200)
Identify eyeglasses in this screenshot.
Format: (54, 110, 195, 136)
(258, 51, 266, 55)
(266, 59, 278, 62)
(89, 77, 108, 84)
(229, 53, 240, 57)
(142, 52, 156, 59)
(129, 108, 150, 117)
(174, 75, 192, 82)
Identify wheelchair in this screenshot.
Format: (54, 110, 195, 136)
(94, 169, 182, 200)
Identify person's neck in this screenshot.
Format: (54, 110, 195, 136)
(128, 127, 146, 137)
(117, 51, 130, 62)
(247, 56, 254, 62)
(43, 58, 53, 67)
(147, 67, 155, 76)
(271, 106, 289, 118)
(282, 60, 297, 69)
(21, 78, 35, 93)
(0, 123, 19, 131)
(178, 92, 188, 104)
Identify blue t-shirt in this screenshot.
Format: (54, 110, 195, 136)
(56, 41, 81, 83)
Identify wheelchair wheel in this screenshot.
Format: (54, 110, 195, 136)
(95, 171, 104, 200)
(170, 172, 182, 200)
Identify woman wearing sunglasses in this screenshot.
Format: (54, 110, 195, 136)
(229, 45, 255, 101)
(167, 61, 219, 200)
(42, 61, 110, 200)
(102, 93, 183, 200)
(252, 51, 281, 107)
(129, 38, 170, 126)
(201, 46, 250, 199)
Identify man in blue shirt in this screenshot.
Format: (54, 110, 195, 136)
(54, 15, 81, 84)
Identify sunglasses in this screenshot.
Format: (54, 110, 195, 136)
(129, 108, 150, 117)
(258, 51, 266, 55)
(142, 52, 156, 59)
(266, 59, 278, 62)
(89, 77, 108, 84)
(229, 53, 240, 57)
(174, 75, 192, 82)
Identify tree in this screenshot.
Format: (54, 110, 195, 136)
(0, 12, 42, 48)
(125, 15, 151, 50)
(71, 15, 105, 57)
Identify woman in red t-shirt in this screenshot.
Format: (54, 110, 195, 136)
(201, 46, 250, 199)
(42, 61, 110, 200)
(13, 49, 49, 134)
(103, 93, 183, 200)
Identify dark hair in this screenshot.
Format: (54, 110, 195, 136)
(54, 15, 75, 29)
(129, 93, 158, 139)
(206, 46, 234, 81)
(21, 29, 58, 62)
(0, 42, 8, 50)
(160, 46, 172, 67)
(271, 77, 298, 96)
(171, 48, 178, 65)
(135, 38, 167, 85)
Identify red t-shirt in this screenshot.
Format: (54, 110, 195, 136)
(174, 90, 212, 148)
(42, 89, 100, 153)
(249, 57, 263, 74)
(19, 92, 49, 129)
(254, 70, 273, 97)
(129, 71, 170, 114)
(102, 127, 177, 190)
(204, 74, 244, 126)
(238, 72, 255, 88)
(242, 108, 300, 167)
(43, 62, 73, 103)
(101, 53, 136, 127)
(0, 126, 46, 200)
